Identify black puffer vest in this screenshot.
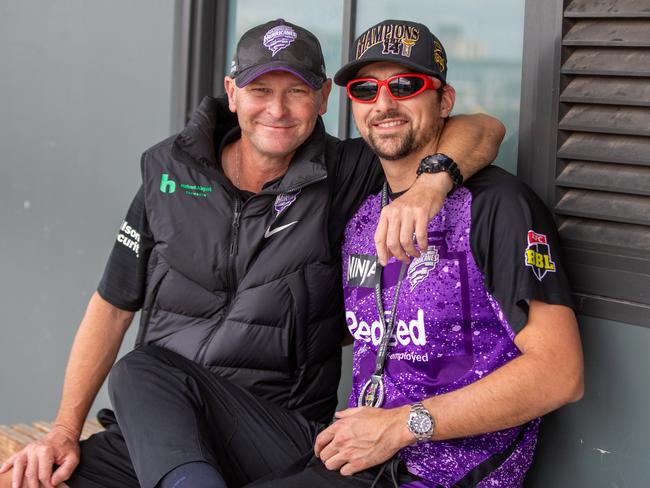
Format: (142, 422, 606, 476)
(134, 97, 353, 423)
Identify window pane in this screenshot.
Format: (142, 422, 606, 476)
(355, 1, 525, 174)
(226, 1, 344, 135)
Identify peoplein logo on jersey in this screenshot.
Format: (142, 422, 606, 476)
(263, 25, 297, 56)
(347, 254, 378, 288)
(525, 230, 556, 281)
(408, 246, 439, 291)
(273, 189, 300, 215)
(355, 23, 420, 59)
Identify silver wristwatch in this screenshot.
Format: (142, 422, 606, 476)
(407, 402, 434, 442)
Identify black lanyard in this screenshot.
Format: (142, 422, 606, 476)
(358, 183, 408, 408)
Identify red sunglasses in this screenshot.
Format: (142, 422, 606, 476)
(346, 73, 441, 103)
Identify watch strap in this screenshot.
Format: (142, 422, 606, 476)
(416, 153, 463, 191)
(408, 401, 434, 442)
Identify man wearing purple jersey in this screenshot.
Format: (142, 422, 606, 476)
(252, 19, 584, 488)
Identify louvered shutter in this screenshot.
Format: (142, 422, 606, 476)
(519, 0, 650, 326)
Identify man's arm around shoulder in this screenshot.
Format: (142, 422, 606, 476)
(0, 292, 134, 488)
(376, 113, 506, 265)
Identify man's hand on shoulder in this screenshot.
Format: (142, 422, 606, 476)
(375, 172, 451, 266)
(0, 425, 80, 488)
(314, 406, 413, 475)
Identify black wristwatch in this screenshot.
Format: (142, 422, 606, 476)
(416, 153, 463, 192)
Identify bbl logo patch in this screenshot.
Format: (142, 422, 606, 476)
(525, 230, 556, 281)
(263, 25, 297, 56)
(273, 189, 300, 215)
(408, 246, 439, 291)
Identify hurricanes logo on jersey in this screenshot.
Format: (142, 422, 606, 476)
(524, 230, 556, 281)
(408, 246, 439, 291)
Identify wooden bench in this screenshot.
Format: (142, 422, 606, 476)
(0, 419, 104, 487)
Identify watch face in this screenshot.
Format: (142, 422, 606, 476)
(411, 413, 432, 434)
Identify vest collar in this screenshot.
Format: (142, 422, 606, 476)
(172, 96, 328, 194)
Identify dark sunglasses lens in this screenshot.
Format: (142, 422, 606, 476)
(349, 80, 378, 100)
(388, 76, 425, 98)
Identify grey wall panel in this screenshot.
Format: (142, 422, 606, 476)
(564, 19, 650, 46)
(557, 161, 650, 195)
(527, 317, 650, 487)
(558, 133, 650, 166)
(562, 48, 650, 76)
(0, 1, 176, 423)
(565, 0, 650, 17)
(559, 104, 650, 136)
(555, 190, 650, 225)
(560, 76, 650, 106)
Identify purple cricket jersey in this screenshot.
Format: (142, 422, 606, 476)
(341, 168, 574, 487)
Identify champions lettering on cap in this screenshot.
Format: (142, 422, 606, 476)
(334, 19, 448, 86)
(230, 19, 327, 89)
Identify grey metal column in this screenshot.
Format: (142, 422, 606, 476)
(171, 0, 230, 131)
(337, 0, 357, 139)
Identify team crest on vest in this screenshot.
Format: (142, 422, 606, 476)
(524, 230, 556, 281)
(264, 25, 297, 56)
(274, 189, 301, 215)
(407, 246, 439, 291)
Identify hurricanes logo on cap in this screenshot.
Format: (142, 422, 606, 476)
(524, 230, 556, 281)
(355, 23, 420, 59)
(263, 25, 297, 56)
(433, 40, 446, 72)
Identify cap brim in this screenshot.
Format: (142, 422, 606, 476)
(235, 61, 324, 89)
(334, 56, 445, 86)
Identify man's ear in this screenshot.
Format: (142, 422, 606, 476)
(440, 84, 456, 118)
(318, 79, 333, 116)
(224, 76, 238, 113)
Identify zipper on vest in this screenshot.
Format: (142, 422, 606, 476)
(229, 199, 241, 256)
(195, 198, 241, 365)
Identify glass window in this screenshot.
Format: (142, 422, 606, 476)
(226, 0, 344, 135)
(355, 0, 526, 174)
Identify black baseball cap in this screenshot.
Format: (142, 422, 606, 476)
(230, 19, 327, 89)
(334, 19, 448, 86)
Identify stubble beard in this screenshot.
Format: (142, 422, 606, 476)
(367, 128, 422, 161)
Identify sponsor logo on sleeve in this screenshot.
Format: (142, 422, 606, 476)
(117, 221, 141, 258)
(524, 230, 556, 281)
(347, 254, 378, 288)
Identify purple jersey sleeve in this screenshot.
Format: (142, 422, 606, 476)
(97, 186, 153, 311)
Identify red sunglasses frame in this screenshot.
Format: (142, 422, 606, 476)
(346, 73, 441, 103)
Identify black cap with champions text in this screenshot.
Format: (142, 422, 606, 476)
(230, 19, 327, 89)
(334, 19, 447, 86)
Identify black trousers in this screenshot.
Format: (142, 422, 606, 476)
(67, 345, 421, 488)
(67, 345, 322, 488)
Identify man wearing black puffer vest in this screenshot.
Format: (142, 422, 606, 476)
(0, 19, 505, 488)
